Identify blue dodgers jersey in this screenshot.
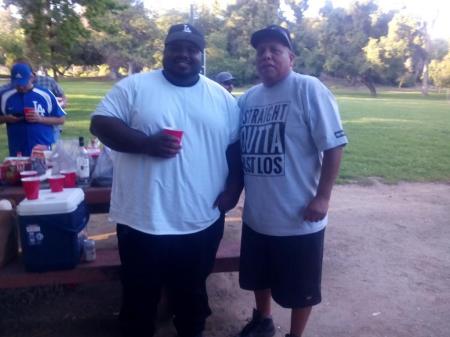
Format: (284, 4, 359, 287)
(0, 86, 65, 156)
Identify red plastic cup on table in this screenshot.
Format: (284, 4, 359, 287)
(162, 128, 183, 145)
(21, 177, 40, 200)
(20, 170, 38, 179)
(48, 175, 65, 192)
(60, 170, 77, 188)
(23, 107, 36, 121)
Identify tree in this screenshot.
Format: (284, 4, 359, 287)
(290, 17, 325, 76)
(430, 38, 449, 61)
(90, 0, 161, 77)
(0, 8, 25, 66)
(282, 1, 325, 76)
(365, 13, 428, 89)
(4, 0, 122, 79)
(429, 52, 450, 89)
(224, 0, 283, 83)
(319, 0, 384, 96)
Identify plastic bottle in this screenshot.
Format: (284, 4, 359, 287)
(76, 136, 90, 185)
(83, 239, 96, 262)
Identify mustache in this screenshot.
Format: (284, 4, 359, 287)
(173, 56, 191, 63)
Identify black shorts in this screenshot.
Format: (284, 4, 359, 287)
(239, 224, 325, 308)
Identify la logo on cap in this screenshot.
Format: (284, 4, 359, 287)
(183, 24, 192, 33)
(16, 73, 23, 79)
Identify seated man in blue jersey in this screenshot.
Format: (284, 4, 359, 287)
(0, 63, 66, 156)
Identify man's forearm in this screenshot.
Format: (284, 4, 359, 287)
(40, 116, 65, 125)
(90, 115, 149, 154)
(316, 145, 344, 200)
(225, 141, 244, 194)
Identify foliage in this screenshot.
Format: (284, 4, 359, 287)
(3, 0, 122, 77)
(429, 52, 450, 88)
(318, 0, 385, 96)
(0, 8, 25, 65)
(0, 0, 448, 91)
(89, 0, 161, 77)
(365, 13, 428, 88)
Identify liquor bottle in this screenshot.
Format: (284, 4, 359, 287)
(76, 136, 90, 185)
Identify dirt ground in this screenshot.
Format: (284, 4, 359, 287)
(1, 181, 450, 337)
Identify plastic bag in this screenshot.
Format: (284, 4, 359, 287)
(91, 147, 113, 187)
(49, 139, 78, 175)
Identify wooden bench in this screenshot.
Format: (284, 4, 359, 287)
(0, 241, 240, 289)
(0, 186, 241, 289)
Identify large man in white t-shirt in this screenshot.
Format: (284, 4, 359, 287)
(90, 23, 242, 337)
(236, 25, 348, 337)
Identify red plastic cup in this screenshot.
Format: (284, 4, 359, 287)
(48, 175, 65, 192)
(21, 177, 40, 200)
(24, 107, 36, 121)
(60, 170, 77, 188)
(20, 170, 38, 179)
(163, 128, 183, 144)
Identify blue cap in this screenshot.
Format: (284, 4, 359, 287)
(11, 63, 33, 86)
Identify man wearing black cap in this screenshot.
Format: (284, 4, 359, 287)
(236, 25, 348, 337)
(90, 23, 242, 337)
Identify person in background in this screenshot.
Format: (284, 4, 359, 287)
(90, 23, 242, 337)
(0, 63, 66, 156)
(215, 71, 235, 94)
(0, 59, 68, 141)
(236, 25, 348, 337)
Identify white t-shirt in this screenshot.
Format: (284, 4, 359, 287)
(92, 70, 239, 235)
(238, 71, 348, 236)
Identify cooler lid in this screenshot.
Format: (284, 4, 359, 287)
(17, 188, 85, 216)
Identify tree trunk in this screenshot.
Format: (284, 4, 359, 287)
(127, 62, 134, 75)
(108, 66, 119, 80)
(52, 66, 59, 81)
(361, 77, 377, 97)
(421, 62, 429, 96)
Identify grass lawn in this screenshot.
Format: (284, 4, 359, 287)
(1, 80, 449, 183)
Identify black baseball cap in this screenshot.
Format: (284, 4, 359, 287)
(251, 25, 293, 51)
(165, 23, 205, 50)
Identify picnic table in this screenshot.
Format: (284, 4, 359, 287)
(0, 185, 240, 289)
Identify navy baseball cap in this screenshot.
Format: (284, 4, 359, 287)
(251, 25, 294, 51)
(11, 63, 33, 86)
(165, 23, 205, 50)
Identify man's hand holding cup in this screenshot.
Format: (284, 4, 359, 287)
(24, 107, 41, 123)
(144, 128, 183, 158)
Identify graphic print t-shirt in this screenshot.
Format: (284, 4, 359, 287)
(239, 71, 348, 236)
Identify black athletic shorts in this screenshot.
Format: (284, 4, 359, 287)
(239, 223, 325, 308)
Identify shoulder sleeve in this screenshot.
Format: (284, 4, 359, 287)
(47, 89, 66, 117)
(50, 79, 64, 96)
(226, 95, 240, 144)
(301, 77, 348, 151)
(237, 93, 246, 110)
(92, 77, 134, 125)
